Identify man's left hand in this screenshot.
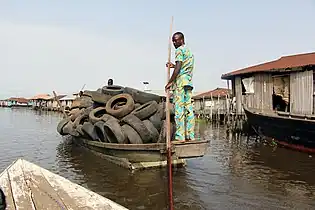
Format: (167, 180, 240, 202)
(165, 82, 173, 91)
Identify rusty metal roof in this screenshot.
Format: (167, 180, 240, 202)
(30, 94, 51, 100)
(221, 52, 315, 79)
(193, 88, 230, 99)
(6, 97, 29, 103)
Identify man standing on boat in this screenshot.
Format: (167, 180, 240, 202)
(165, 32, 195, 142)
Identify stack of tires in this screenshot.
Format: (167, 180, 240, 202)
(57, 86, 176, 144)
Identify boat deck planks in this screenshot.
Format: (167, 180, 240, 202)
(0, 159, 128, 210)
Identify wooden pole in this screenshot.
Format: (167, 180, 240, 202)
(165, 16, 174, 210)
(210, 92, 213, 121)
(217, 94, 220, 122)
(53, 91, 68, 118)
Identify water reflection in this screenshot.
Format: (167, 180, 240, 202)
(1, 109, 315, 209)
(55, 139, 205, 210)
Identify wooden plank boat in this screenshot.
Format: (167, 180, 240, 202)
(74, 137, 210, 170)
(244, 106, 315, 153)
(0, 159, 127, 210)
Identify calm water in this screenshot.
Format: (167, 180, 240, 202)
(0, 108, 315, 210)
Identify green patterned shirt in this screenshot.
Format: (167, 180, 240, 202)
(174, 45, 194, 89)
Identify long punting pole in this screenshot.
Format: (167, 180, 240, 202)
(165, 16, 174, 210)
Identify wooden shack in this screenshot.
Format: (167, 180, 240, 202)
(6, 97, 30, 107)
(29, 94, 51, 109)
(193, 88, 231, 121)
(221, 52, 315, 115)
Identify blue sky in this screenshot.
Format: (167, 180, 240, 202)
(1, 0, 315, 99)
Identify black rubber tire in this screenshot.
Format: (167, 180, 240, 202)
(72, 97, 93, 109)
(82, 106, 93, 115)
(69, 109, 83, 121)
(122, 114, 152, 143)
(103, 119, 125, 143)
(79, 97, 94, 108)
(69, 108, 80, 116)
(121, 124, 143, 144)
(82, 122, 98, 140)
(57, 118, 70, 135)
(131, 101, 158, 120)
(134, 103, 141, 109)
(76, 124, 85, 136)
(84, 90, 111, 104)
(157, 121, 176, 143)
(101, 114, 118, 123)
(82, 90, 93, 97)
(73, 113, 89, 129)
(124, 87, 163, 104)
(156, 103, 166, 120)
(62, 121, 80, 137)
(102, 85, 125, 96)
(143, 120, 159, 143)
(149, 113, 163, 132)
(89, 107, 107, 124)
(70, 100, 81, 109)
(94, 121, 108, 142)
(105, 94, 134, 118)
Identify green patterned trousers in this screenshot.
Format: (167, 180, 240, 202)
(173, 86, 195, 140)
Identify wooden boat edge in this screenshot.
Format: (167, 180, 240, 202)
(0, 158, 128, 210)
(76, 137, 210, 151)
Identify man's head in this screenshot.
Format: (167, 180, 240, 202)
(108, 78, 113, 86)
(172, 32, 185, 49)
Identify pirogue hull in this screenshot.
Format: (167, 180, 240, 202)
(244, 107, 315, 153)
(74, 137, 210, 170)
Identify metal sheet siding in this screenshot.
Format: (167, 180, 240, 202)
(290, 70, 313, 114)
(253, 74, 273, 110)
(235, 77, 242, 114)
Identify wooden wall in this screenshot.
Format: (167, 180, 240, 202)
(194, 97, 228, 115)
(234, 73, 273, 113)
(290, 70, 313, 114)
(235, 77, 243, 114)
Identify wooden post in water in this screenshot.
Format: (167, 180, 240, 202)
(217, 94, 220, 123)
(226, 80, 231, 125)
(210, 92, 213, 122)
(202, 96, 205, 118)
(165, 16, 174, 210)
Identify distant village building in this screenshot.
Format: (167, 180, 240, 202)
(59, 95, 76, 108)
(0, 100, 8, 107)
(6, 97, 30, 107)
(193, 88, 231, 116)
(29, 94, 51, 109)
(46, 95, 66, 110)
(221, 52, 315, 115)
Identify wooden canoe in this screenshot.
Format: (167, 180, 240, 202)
(0, 159, 127, 210)
(74, 137, 210, 170)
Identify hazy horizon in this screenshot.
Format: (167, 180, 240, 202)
(1, 1, 315, 99)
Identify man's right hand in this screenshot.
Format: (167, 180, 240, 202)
(166, 62, 175, 68)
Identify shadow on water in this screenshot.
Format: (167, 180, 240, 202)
(1, 108, 315, 209)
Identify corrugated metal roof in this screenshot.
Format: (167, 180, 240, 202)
(6, 97, 29, 103)
(193, 88, 230, 99)
(221, 52, 315, 79)
(30, 94, 51, 100)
